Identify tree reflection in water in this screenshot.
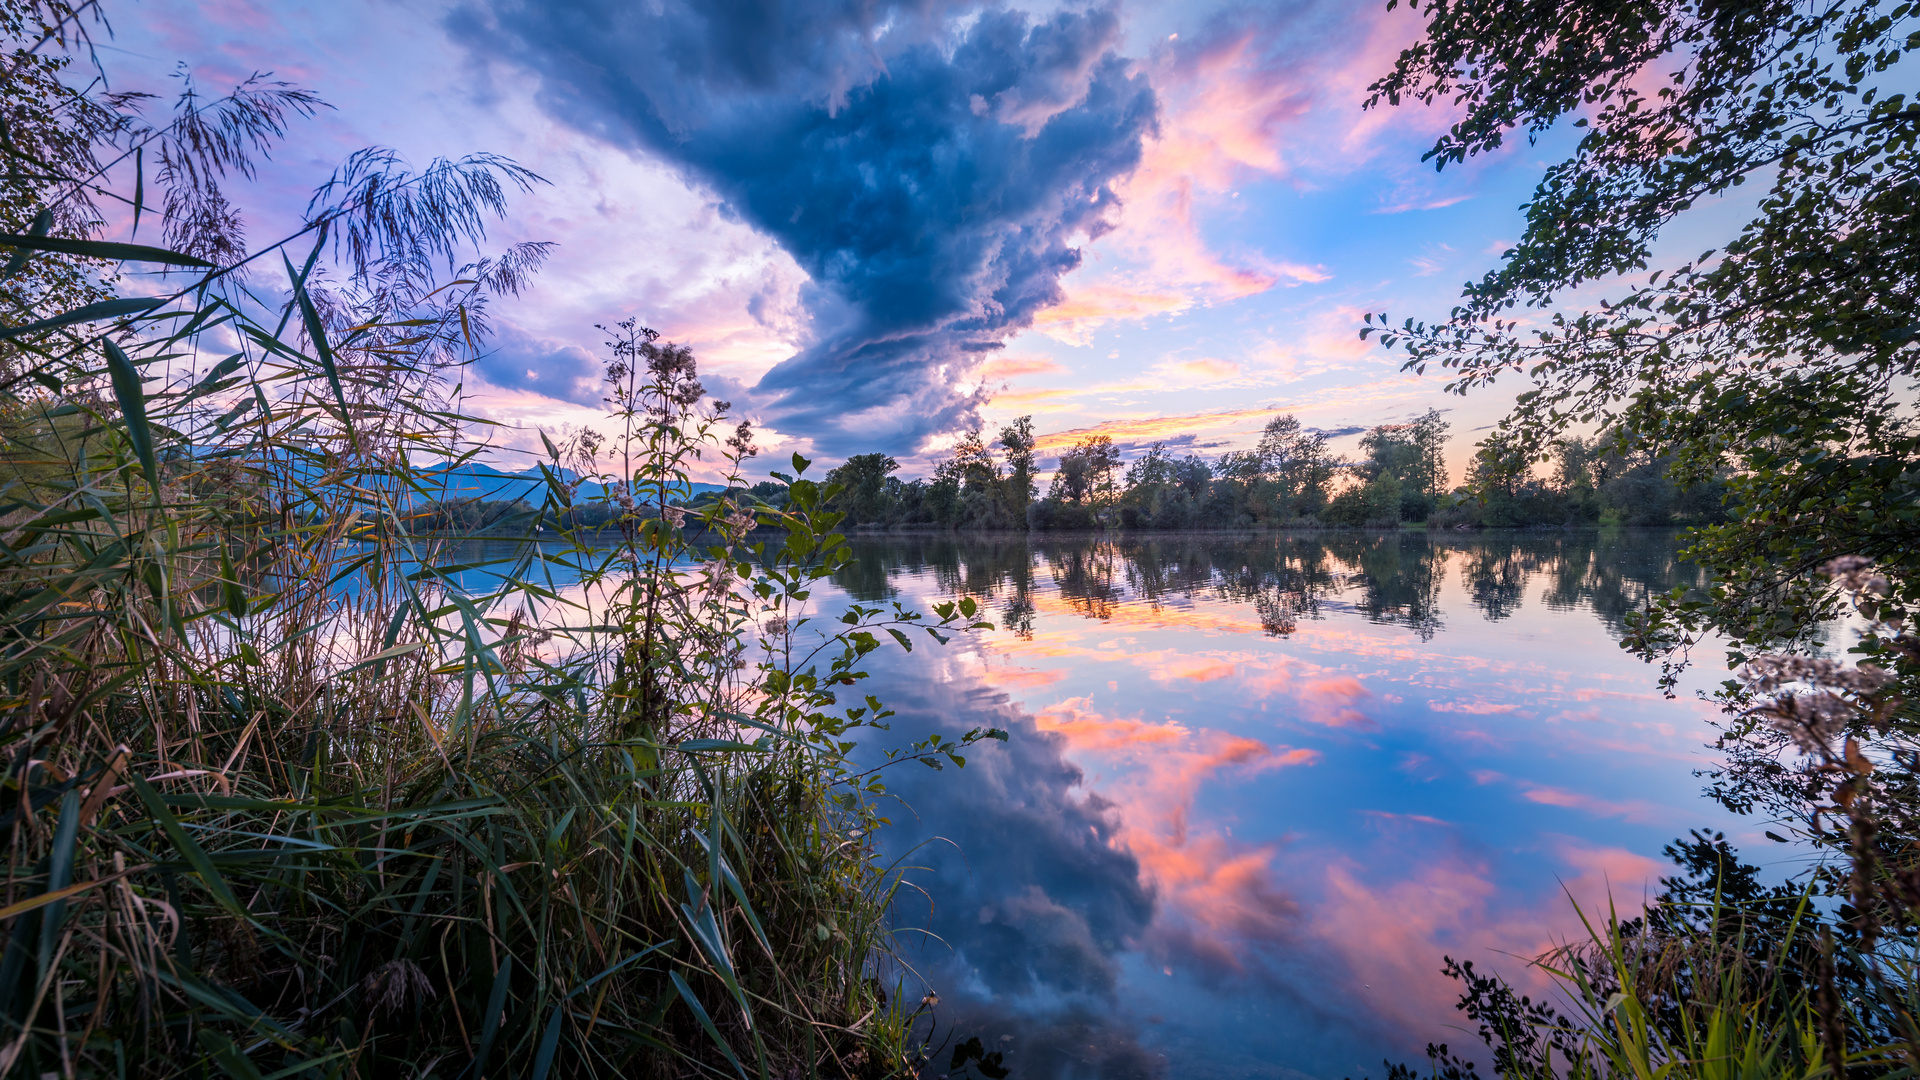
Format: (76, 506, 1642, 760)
(836, 529, 1708, 645)
(825, 528, 1722, 1080)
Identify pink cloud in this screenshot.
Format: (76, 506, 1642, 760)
(1428, 698, 1520, 715)
(1029, 1, 1454, 344)
(979, 355, 1070, 380)
(1519, 785, 1665, 824)
(1154, 657, 1240, 683)
(1301, 675, 1375, 729)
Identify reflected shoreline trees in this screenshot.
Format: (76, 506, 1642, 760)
(830, 529, 1712, 647)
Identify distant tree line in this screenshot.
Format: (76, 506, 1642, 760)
(820, 411, 1729, 531)
(402, 409, 1732, 537)
(405, 497, 626, 535)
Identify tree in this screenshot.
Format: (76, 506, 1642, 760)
(1364, 0, 1920, 818)
(1080, 435, 1121, 518)
(943, 427, 999, 492)
(1253, 413, 1336, 519)
(997, 415, 1037, 520)
(1358, 409, 1450, 521)
(1047, 443, 1093, 504)
(1044, 434, 1120, 525)
(826, 452, 897, 524)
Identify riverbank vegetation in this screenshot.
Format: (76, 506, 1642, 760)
(0, 5, 999, 1077)
(815, 409, 1729, 533)
(1357, 0, 1920, 1076)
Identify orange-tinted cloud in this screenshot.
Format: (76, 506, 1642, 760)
(982, 665, 1068, 691)
(1155, 657, 1239, 683)
(1029, 283, 1195, 345)
(1160, 357, 1243, 384)
(1028, 3, 1442, 346)
(1035, 697, 1190, 751)
(979, 354, 1070, 380)
(1301, 675, 1374, 729)
(1030, 406, 1286, 455)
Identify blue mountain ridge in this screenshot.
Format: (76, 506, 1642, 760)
(415, 462, 730, 504)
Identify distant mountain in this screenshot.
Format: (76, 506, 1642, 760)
(413, 462, 729, 504)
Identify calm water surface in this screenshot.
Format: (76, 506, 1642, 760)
(819, 530, 1768, 1080)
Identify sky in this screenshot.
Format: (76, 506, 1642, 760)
(98, 0, 1597, 482)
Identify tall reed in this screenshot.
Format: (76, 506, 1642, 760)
(0, 8, 999, 1076)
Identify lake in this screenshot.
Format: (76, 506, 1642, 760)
(816, 529, 1770, 1080)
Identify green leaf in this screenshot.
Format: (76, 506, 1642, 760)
(1, 208, 50, 277)
(131, 147, 144, 238)
(471, 953, 515, 1077)
(105, 338, 159, 487)
(197, 1030, 266, 1080)
(288, 257, 354, 438)
(531, 1000, 566, 1080)
(38, 790, 80, 971)
(0, 296, 165, 339)
(130, 777, 250, 920)
(341, 640, 429, 675)
(669, 971, 749, 1080)
(0, 232, 213, 267)
(677, 739, 767, 753)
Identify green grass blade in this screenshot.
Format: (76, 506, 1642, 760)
(130, 777, 250, 921)
(104, 338, 158, 486)
(1, 296, 164, 340)
(670, 970, 749, 1080)
(0, 232, 213, 267)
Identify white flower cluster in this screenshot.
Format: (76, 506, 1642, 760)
(663, 504, 687, 528)
(1824, 555, 1893, 599)
(1740, 655, 1893, 695)
(1741, 556, 1905, 758)
(700, 559, 731, 601)
(1750, 689, 1857, 753)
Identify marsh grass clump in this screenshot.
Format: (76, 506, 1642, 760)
(0, 6, 1001, 1076)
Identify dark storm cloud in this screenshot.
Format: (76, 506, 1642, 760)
(854, 652, 1165, 1077)
(448, 0, 1157, 458)
(472, 323, 605, 406)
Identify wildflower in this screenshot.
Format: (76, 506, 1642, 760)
(1823, 555, 1893, 598)
(727, 419, 757, 459)
(1752, 690, 1853, 753)
(1740, 655, 1893, 695)
(663, 504, 687, 528)
(725, 507, 755, 534)
(700, 560, 731, 601)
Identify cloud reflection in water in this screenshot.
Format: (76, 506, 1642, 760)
(840, 531, 1744, 1079)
